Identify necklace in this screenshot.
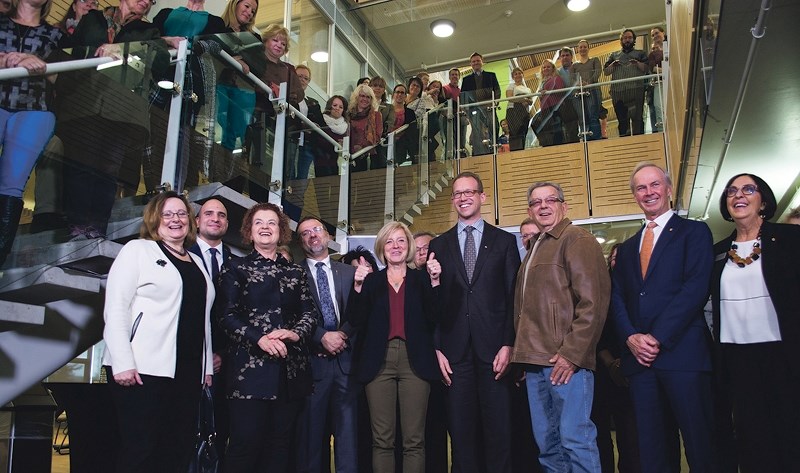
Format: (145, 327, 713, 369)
(161, 241, 187, 257)
(14, 22, 33, 53)
(728, 231, 761, 268)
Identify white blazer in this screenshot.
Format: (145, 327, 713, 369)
(102, 239, 215, 380)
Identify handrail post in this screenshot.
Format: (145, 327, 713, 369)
(420, 112, 430, 206)
(336, 136, 351, 248)
(385, 134, 396, 224)
(268, 82, 288, 206)
(160, 39, 189, 190)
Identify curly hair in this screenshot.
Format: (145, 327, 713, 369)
(240, 202, 291, 246)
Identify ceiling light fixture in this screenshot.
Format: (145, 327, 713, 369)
(565, 0, 590, 12)
(431, 19, 455, 38)
(311, 30, 329, 63)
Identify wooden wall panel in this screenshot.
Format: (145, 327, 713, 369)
(405, 190, 457, 236)
(496, 144, 588, 227)
(665, 0, 696, 181)
(458, 155, 496, 225)
(350, 169, 387, 234)
(588, 133, 667, 217)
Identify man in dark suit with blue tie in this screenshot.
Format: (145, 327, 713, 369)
(295, 216, 358, 473)
(460, 53, 501, 156)
(189, 197, 233, 468)
(611, 163, 716, 473)
(428, 171, 519, 473)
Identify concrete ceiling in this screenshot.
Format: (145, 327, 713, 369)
(348, 0, 666, 73)
(687, 0, 800, 239)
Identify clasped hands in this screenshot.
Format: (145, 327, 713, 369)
(626, 333, 660, 367)
(258, 329, 299, 358)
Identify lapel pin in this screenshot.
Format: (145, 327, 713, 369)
(157, 259, 167, 267)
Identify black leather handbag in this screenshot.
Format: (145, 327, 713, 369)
(188, 385, 219, 473)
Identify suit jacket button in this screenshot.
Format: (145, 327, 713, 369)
(640, 292, 645, 296)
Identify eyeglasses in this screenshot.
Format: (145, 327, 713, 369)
(394, 90, 407, 95)
(528, 197, 564, 208)
(520, 232, 537, 240)
(299, 226, 324, 238)
(415, 245, 429, 253)
(358, 94, 371, 99)
(161, 210, 189, 219)
(725, 184, 759, 197)
(452, 189, 479, 199)
(78, 0, 99, 5)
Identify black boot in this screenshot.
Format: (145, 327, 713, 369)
(0, 195, 24, 267)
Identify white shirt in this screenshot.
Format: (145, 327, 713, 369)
(306, 256, 340, 322)
(195, 238, 224, 275)
(719, 241, 781, 343)
(638, 210, 674, 252)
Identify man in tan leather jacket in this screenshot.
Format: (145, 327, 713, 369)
(512, 181, 610, 473)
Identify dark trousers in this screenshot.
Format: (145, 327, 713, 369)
(106, 366, 201, 473)
(225, 397, 302, 473)
(446, 348, 512, 473)
(612, 90, 645, 136)
(628, 369, 715, 473)
(296, 357, 359, 473)
(723, 342, 800, 473)
(591, 365, 641, 473)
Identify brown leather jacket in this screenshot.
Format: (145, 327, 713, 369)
(512, 218, 610, 370)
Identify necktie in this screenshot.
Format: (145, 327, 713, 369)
(640, 221, 657, 278)
(464, 226, 477, 283)
(208, 247, 219, 281)
(316, 262, 338, 331)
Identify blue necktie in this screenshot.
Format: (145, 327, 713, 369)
(316, 262, 338, 330)
(209, 247, 220, 281)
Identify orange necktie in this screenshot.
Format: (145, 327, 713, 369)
(640, 221, 657, 278)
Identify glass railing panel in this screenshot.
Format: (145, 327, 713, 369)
(1, 40, 173, 272)
(183, 33, 278, 205)
(458, 89, 501, 157)
(347, 103, 386, 235)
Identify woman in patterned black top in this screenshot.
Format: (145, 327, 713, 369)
(0, 0, 61, 265)
(216, 201, 317, 472)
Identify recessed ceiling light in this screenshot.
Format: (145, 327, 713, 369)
(565, 0, 590, 12)
(431, 19, 455, 38)
(311, 51, 329, 63)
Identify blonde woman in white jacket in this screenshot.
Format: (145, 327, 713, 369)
(102, 190, 215, 473)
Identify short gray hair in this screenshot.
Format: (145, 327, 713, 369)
(629, 162, 672, 193)
(527, 181, 565, 202)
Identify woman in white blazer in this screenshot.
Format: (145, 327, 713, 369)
(102, 191, 215, 473)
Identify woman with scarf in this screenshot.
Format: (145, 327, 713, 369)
(347, 84, 382, 172)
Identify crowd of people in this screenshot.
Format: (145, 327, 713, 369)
(3, 5, 798, 472)
(98, 161, 800, 473)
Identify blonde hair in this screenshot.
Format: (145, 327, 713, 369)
(374, 221, 415, 265)
(221, 0, 258, 33)
(348, 83, 379, 114)
(261, 24, 290, 53)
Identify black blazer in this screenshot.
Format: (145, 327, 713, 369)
(302, 259, 356, 375)
(710, 221, 800, 376)
(460, 70, 501, 104)
(347, 268, 440, 384)
(428, 222, 520, 364)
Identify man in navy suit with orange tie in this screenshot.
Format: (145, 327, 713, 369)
(611, 162, 716, 473)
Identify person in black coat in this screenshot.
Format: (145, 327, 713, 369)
(710, 173, 800, 472)
(347, 221, 441, 473)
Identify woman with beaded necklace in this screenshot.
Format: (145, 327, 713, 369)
(710, 173, 800, 472)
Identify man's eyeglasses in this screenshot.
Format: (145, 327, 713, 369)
(161, 210, 189, 219)
(528, 197, 564, 208)
(79, 0, 99, 6)
(415, 246, 429, 254)
(725, 184, 759, 197)
(452, 189, 479, 199)
(299, 226, 325, 238)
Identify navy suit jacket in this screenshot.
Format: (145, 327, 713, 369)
(302, 259, 356, 376)
(347, 268, 440, 384)
(429, 222, 519, 364)
(611, 213, 714, 376)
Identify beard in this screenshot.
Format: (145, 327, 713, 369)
(621, 41, 634, 52)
